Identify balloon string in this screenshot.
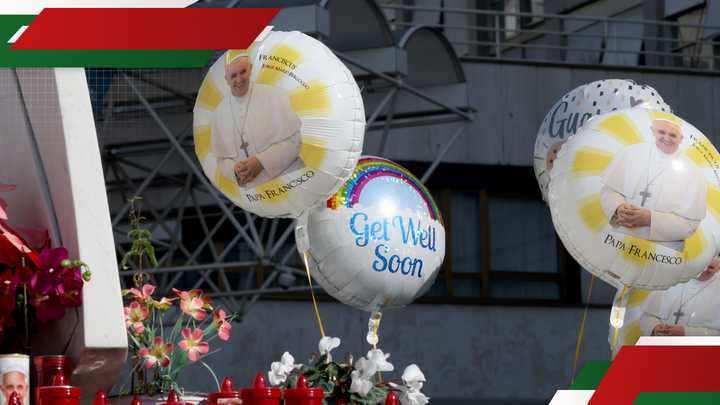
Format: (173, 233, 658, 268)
(303, 252, 326, 338)
(571, 275, 595, 385)
(371, 311, 382, 350)
(611, 285, 629, 351)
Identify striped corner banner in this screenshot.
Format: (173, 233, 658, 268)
(0, 3, 279, 67)
(551, 338, 720, 404)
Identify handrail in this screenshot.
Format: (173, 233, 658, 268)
(380, 2, 720, 72)
(382, 3, 720, 30)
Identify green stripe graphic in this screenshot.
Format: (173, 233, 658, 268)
(633, 392, 720, 404)
(571, 361, 611, 390)
(0, 16, 214, 67)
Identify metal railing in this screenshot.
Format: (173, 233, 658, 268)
(380, 2, 720, 72)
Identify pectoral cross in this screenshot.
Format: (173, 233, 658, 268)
(239, 139, 250, 158)
(673, 306, 685, 324)
(639, 185, 652, 207)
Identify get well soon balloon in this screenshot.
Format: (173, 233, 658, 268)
(193, 30, 365, 218)
(295, 157, 445, 312)
(549, 109, 720, 290)
(535, 80, 671, 201)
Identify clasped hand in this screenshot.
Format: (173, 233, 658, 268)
(652, 323, 685, 336)
(234, 156, 263, 186)
(613, 203, 651, 228)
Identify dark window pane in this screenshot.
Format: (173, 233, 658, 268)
(489, 197, 557, 273)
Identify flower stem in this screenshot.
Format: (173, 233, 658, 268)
(199, 360, 220, 391)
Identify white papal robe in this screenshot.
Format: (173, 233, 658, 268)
(600, 142, 707, 250)
(211, 83, 302, 189)
(640, 275, 720, 336)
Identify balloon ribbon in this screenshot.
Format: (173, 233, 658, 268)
(302, 251, 326, 338)
(571, 275, 596, 385)
(610, 285, 629, 352)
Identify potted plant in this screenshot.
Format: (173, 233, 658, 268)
(0, 184, 91, 354)
(114, 198, 234, 404)
(268, 336, 429, 405)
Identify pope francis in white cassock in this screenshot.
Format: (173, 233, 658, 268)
(640, 257, 720, 336)
(211, 53, 302, 189)
(600, 118, 707, 251)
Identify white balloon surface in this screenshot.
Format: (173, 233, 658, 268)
(296, 157, 445, 312)
(549, 108, 720, 290)
(535, 79, 671, 201)
(193, 30, 365, 218)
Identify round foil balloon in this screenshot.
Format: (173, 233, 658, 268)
(549, 109, 720, 290)
(193, 30, 365, 218)
(535, 80, 671, 201)
(295, 157, 445, 312)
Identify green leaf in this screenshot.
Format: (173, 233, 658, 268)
(349, 386, 388, 405)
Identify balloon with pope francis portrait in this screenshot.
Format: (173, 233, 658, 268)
(548, 108, 720, 290)
(534, 79, 671, 201)
(193, 29, 365, 219)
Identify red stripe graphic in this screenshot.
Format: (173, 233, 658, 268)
(12, 8, 279, 50)
(589, 346, 720, 404)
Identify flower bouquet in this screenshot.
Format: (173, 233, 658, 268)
(0, 184, 91, 353)
(122, 284, 234, 396)
(119, 198, 234, 397)
(267, 336, 428, 405)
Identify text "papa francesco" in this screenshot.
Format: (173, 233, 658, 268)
(349, 212, 438, 278)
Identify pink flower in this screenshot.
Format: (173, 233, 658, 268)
(213, 309, 232, 341)
(178, 327, 209, 362)
(138, 336, 173, 368)
(56, 267, 83, 307)
(125, 284, 176, 310)
(38, 247, 69, 273)
(126, 284, 155, 303)
(124, 302, 149, 334)
(173, 289, 211, 320)
(152, 296, 175, 311)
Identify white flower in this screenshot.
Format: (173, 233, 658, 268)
(402, 364, 426, 391)
(391, 365, 429, 405)
(398, 389, 429, 405)
(367, 349, 394, 373)
(318, 336, 341, 361)
(268, 352, 299, 386)
(349, 369, 374, 396)
(349, 357, 377, 396)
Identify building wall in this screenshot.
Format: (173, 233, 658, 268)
(176, 300, 612, 402)
(368, 61, 720, 167)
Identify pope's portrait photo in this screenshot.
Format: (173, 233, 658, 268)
(211, 51, 303, 189)
(639, 255, 720, 336)
(599, 117, 707, 251)
(0, 357, 29, 405)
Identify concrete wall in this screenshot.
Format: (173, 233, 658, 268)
(368, 61, 720, 167)
(175, 300, 611, 403)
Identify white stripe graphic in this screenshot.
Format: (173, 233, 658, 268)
(637, 336, 720, 346)
(1, 1, 199, 15)
(7, 25, 28, 43)
(548, 390, 594, 405)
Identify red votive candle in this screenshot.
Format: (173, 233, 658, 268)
(207, 377, 241, 405)
(34, 356, 73, 405)
(157, 390, 194, 405)
(283, 375, 323, 405)
(240, 373, 281, 405)
(38, 372, 80, 405)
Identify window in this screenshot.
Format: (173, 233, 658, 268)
(421, 182, 581, 305)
